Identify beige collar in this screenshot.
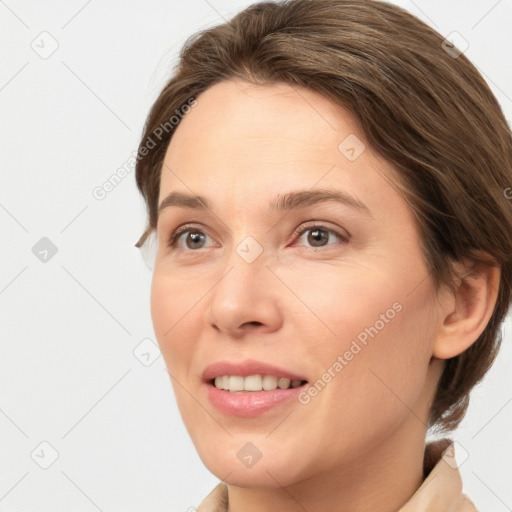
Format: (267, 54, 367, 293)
(197, 439, 478, 512)
(398, 438, 478, 512)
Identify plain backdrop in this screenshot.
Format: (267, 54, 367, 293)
(1, 0, 511, 511)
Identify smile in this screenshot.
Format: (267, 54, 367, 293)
(212, 375, 306, 392)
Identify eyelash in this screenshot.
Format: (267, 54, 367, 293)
(166, 222, 349, 251)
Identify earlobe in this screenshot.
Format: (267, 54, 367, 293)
(432, 253, 501, 360)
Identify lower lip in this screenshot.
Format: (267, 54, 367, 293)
(204, 381, 307, 417)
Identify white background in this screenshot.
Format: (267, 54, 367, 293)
(1, 0, 511, 510)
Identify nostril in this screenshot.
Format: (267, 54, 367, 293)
(244, 321, 263, 327)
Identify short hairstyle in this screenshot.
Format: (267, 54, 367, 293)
(134, 0, 512, 432)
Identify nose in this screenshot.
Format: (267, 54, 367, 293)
(205, 247, 283, 338)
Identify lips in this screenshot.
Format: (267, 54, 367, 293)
(202, 358, 308, 383)
(201, 359, 310, 416)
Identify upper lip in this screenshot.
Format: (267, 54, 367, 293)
(202, 359, 308, 383)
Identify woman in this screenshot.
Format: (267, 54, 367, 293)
(134, 0, 512, 510)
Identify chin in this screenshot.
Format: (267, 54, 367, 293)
(196, 438, 307, 488)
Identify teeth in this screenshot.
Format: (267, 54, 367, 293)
(262, 375, 278, 390)
(277, 377, 291, 389)
(214, 376, 226, 390)
(244, 375, 262, 391)
(229, 376, 244, 392)
(213, 375, 305, 392)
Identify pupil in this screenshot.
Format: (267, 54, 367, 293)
(188, 231, 204, 249)
(309, 228, 327, 246)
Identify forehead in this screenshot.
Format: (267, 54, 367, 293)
(158, 79, 403, 215)
(164, 79, 362, 163)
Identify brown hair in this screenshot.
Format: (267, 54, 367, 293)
(134, 0, 512, 431)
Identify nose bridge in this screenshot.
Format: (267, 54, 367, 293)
(214, 234, 268, 305)
(217, 212, 269, 278)
(206, 233, 282, 333)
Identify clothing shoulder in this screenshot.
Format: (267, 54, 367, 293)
(456, 492, 479, 511)
(196, 482, 228, 512)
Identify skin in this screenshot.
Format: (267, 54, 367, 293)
(150, 79, 500, 512)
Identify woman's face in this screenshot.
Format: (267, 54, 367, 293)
(151, 79, 445, 487)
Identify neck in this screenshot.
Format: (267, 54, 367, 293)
(227, 418, 427, 512)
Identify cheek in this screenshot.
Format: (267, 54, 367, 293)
(150, 269, 209, 431)
(150, 269, 204, 375)
(284, 256, 436, 438)
(276, 258, 406, 345)
(319, 303, 435, 458)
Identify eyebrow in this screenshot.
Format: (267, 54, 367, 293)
(157, 188, 372, 217)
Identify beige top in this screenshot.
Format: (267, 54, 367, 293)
(196, 438, 478, 512)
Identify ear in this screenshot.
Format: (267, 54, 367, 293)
(433, 252, 501, 360)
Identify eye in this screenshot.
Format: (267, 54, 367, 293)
(290, 222, 349, 248)
(167, 222, 349, 252)
(167, 225, 215, 250)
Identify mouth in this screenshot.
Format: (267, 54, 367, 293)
(202, 360, 309, 417)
